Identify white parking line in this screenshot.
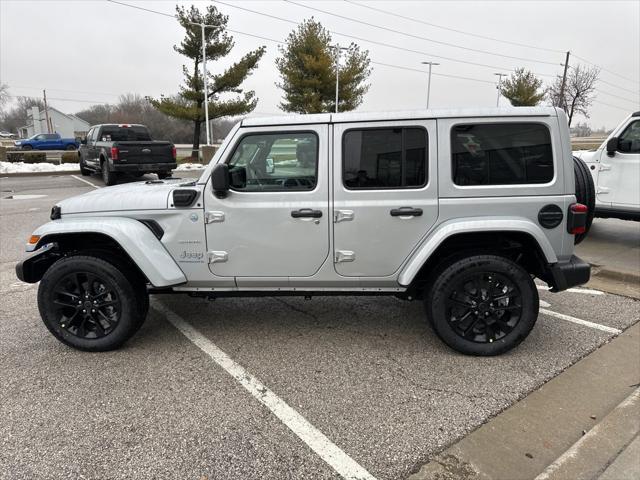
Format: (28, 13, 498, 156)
(536, 285, 605, 295)
(70, 175, 101, 189)
(539, 308, 621, 334)
(152, 301, 376, 480)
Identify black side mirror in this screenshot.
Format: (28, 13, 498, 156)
(81, 138, 87, 145)
(606, 137, 618, 157)
(211, 163, 230, 198)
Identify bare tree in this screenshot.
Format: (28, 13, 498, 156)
(548, 64, 600, 127)
(0, 83, 9, 111)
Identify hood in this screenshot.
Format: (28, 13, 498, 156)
(572, 149, 599, 162)
(58, 179, 191, 215)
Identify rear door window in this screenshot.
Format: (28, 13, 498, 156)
(343, 127, 428, 189)
(451, 123, 554, 185)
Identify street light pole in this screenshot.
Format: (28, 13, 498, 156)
(421, 61, 439, 109)
(494, 73, 507, 107)
(201, 23, 211, 145)
(333, 44, 348, 113)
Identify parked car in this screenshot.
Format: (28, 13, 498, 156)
(0, 130, 17, 139)
(78, 124, 176, 186)
(14, 133, 79, 150)
(17, 107, 593, 356)
(573, 111, 640, 220)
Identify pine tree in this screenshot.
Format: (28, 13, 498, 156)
(276, 19, 371, 113)
(149, 5, 265, 156)
(499, 68, 545, 107)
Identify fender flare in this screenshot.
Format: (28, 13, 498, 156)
(398, 217, 558, 287)
(27, 217, 186, 287)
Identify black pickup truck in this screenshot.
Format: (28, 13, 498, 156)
(79, 124, 176, 185)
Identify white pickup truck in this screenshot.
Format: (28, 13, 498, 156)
(573, 112, 640, 221)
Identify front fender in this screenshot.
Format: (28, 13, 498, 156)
(27, 217, 186, 287)
(398, 217, 558, 287)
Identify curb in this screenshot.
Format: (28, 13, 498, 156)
(592, 266, 640, 285)
(1, 170, 79, 178)
(534, 387, 640, 480)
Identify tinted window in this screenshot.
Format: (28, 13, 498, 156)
(452, 123, 553, 185)
(227, 132, 318, 192)
(618, 120, 640, 153)
(99, 126, 151, 142)
(343, 127, 427, 189)
(45, 134, 58, 139)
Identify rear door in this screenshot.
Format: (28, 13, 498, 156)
(203, 124, 330, 282)
(332, 120, 438, 277)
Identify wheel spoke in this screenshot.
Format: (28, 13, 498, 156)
(53, 299, 78, 309)
(494, 304, 521, 312)
(96, 300, 117, 308)
(96, 309, 116, 329)
(447, 297, 473, 309)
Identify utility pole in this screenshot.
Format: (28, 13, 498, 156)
(333, 44, 348, 113)
(494, 73, 507, 107)
(559, 51, 571, 111)
(201, 23, 211, 146)
(42, 89, 51, 133)
(421, 61, 439, 109)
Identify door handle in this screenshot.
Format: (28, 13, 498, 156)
(390, 207, 423, 217)
(291, 208, 323, 218)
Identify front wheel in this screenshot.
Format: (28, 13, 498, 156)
(79, 155, 92, 176)
(157, 172, 172, 180)
(21, 144, 33, 150)
(37, 255, 146, 351)
(66, 144, 77, 151)
(425, 254, 538, 356)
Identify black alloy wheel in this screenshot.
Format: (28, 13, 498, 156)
(445, 271, 522, 344)
(52, 271, 121, 339)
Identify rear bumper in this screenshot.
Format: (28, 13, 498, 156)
(548, 255, 591, 292)
(111, 162, 177, 172)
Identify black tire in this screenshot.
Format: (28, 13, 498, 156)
(132, 172, 145, 178)
(79, 155, 92, 176)
(573, 156, 595, 244)
(22, 144, 33, 150)
(425, 254, 539, 356)
(37, 255, 146, 351)
(66, 144, 77, 151)
(101, 158, 117, 186)
(157, 172, 172, 180)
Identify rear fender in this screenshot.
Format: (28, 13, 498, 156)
(26, 217, 186, 287)
(398, 217, 558, 286)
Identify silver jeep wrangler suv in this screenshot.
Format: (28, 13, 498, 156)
(16, 107, 593, 356)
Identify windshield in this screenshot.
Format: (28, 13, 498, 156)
(99, 126, 151, 142)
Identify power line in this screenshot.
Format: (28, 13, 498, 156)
(573, 53, 640, 86)
(593, 99, 635, 112)
(105, 0, 633, 117)
(284, 0, 561, 66)
(213, 0, 558, 77)
(343, 0, 564, 55)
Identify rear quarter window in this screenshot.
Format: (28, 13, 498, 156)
(451, 123, 554, 186)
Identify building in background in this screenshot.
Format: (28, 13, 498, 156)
(19, 106, 89, 139)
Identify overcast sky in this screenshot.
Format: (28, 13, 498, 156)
(1, 0, 639, 129)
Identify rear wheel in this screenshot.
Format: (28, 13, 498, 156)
(425, 254, 538, 356)
(37, 255, 146, 351)
(101, 158, 117, 186)
(22, 144, 33, 150)
(66, 144, 77, 151)
(573, 156, 595, 244)
(157, 172, 172, 180)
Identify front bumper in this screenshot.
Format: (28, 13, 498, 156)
(111, 162, 177, 173)
(548, 255, 591, 292)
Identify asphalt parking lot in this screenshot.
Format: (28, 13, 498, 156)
(1, 173, 639, 479)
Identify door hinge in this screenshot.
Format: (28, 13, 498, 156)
(599, 164, 612, 172)
(335, 250, 355, 263)
(205, 211, 225, 223)
(208, 251, 228, 263)
(334, 209, 354, 223)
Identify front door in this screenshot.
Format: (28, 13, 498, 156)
(598, 119, 640, 207)
(333, 120, 439, 277)
(203, 125, 330, 282)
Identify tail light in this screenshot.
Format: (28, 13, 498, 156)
(567, 203, 588, 234)
(171, 146, 177, 160)
(111, 147, 119, 160)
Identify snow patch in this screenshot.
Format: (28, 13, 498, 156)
(0, 161, 80, 174)
(176, 163, 206, 171)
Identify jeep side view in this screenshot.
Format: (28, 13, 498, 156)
(16, 107, 593, 356)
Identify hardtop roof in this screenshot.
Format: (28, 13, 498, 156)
(241, 107, 558, 127)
